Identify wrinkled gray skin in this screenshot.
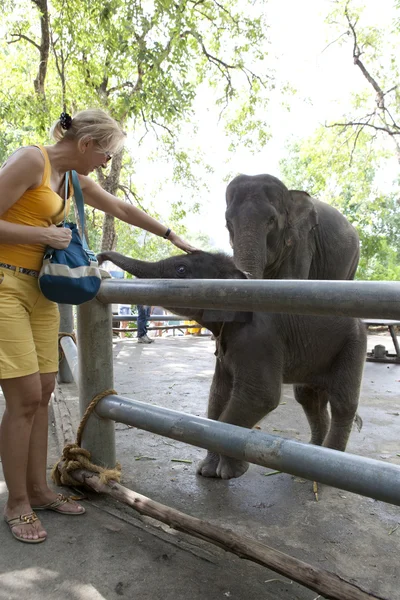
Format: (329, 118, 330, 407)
(98, 250, 367, 480)
(226, 174, 360, 280)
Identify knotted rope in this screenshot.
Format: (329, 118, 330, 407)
(52, 388, 122, 487)
(58, 332, 77, 363)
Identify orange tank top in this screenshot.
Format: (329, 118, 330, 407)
(0, 145, 72, 271)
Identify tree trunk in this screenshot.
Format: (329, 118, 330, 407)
(32, 0, 50, 97)
(100, 148, 124, 252)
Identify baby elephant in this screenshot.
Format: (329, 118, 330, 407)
(98, 250, 367, 480)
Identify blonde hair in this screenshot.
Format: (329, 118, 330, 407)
(51, 108, 126, 155)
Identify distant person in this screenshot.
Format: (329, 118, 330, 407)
(137, 305, 153, 343)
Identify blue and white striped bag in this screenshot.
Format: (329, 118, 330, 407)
(39, 170, 101, 305)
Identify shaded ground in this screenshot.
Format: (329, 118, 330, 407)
(1, 330, 399, 600)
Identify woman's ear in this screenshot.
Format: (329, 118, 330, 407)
(77, 136, 92, 154)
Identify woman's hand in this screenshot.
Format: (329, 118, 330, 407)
(44, 225, 72, 249)
(168, 232, 199, 253)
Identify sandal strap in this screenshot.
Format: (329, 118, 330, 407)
(40, 494, 71, 509)
(6, 512, 38, 527)
(51, 494, 71, 507)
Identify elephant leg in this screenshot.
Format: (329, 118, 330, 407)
(215, 374, 281, 480)
(323, 334, 366, 451)
(323, 392, 359, 452)
(294, 385, 330, 446)
(197, 361, 233, 478)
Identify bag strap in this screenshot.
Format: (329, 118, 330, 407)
(64, 170, 90, 251)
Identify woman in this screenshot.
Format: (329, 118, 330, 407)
(0, 109, 196, 543)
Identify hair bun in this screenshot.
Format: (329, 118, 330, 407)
(60, 112, 72, 130)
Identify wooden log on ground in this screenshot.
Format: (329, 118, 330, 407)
(67, 467, 388, 600)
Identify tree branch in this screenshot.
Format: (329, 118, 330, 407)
(344, 6, 384, 108)
(326, 5, 400, 163)
(326, 121, 399, 135)
(150, 119, 174, 137)
(118, 184, 148, 212)
(7, 33, 41, 51)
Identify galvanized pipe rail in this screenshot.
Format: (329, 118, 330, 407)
(112, 315, 186, 322)
(98, 279, 400, 320)
(59, 335, 79, 383)
(97, 393, 400, 506)
(56, 279, 400, 506)
(58, 294, 400, 507)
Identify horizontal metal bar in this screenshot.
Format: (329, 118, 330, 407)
(97, 394, 400, 506)
(112, 315, 185, 322)
(59, 335, 79, 385)
(98, 279, 400, 320)
(113, 325, 198, 332)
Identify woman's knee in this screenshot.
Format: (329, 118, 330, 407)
(1, 373, 42, 418)
(5, 391, 42, 419)
(40, 373, 56, 405)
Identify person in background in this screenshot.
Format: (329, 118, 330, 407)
(137, 305, 153, 343)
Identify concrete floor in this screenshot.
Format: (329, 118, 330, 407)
(1, 330, 399, 599)
(107, 332, 400, 599)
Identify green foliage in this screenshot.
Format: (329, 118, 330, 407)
(280, 1, 400, 281)
(280, 127, 400, 280)
(0, 0, 273, 255)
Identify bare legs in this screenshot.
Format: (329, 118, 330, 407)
(0, 373, 46, 540)
(0, 371, 82, 541)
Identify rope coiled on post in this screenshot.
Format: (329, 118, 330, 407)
(52, 388, 122, 487)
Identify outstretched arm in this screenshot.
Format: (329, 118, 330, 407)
(78, 174, 198, 253)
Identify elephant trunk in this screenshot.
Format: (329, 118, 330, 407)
(97, 251, 162, 278)
(233, 231, 266, 279)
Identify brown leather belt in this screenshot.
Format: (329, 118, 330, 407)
(0, 262, 40, 278)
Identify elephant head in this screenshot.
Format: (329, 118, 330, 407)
(97, 250, 249, 332)
(225, 174, 318, 279)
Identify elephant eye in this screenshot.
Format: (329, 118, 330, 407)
(268, 215, 276, 225)
(176, 264, 187, 277)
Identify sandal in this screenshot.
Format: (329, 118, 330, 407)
(32, 493, 85, 515)
(4, 512, 46, 544)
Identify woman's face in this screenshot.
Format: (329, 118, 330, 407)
(78, 138, 112, 174)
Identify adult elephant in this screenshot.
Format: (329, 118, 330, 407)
(225, 174, 360, 280)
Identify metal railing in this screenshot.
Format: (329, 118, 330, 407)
(58, 278, 400, 506)
(111, 314, 203, 335)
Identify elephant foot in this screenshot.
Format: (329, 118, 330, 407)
(216, 456, 249, 480)
(197, 452, 220, 477)
(309, 436, 325, 446)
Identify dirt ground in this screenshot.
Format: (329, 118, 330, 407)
(1, 329, 399, 600)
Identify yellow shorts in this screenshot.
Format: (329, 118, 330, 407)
(0, 267, 60, 379)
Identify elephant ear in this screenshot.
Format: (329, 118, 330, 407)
(284, 191, 319, 247)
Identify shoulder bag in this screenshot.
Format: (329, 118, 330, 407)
(39, 171, 102, 305)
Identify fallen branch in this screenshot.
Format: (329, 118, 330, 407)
(66, 467, 388, 600)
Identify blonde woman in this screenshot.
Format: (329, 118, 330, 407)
(0, 109, 196, 543)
